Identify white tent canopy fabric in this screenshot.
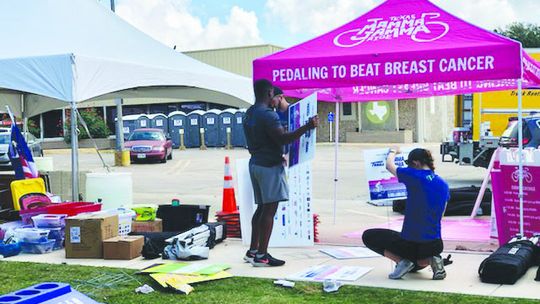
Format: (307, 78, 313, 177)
(0, 0, 253, 109)
(0, 0, 254, 201)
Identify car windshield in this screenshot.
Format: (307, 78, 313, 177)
(501, 120, 533, 140)
(0, 134, 10, 144)
(129, 131, 164, 141)
(501, 121, 517, 138)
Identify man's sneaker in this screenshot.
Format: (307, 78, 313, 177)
(431, 255, 447, 280)
(252, 253, 285, 267)
(388, 259, 415, 279)
(243, 250, 257, 263)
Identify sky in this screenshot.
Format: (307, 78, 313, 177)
(97, 0, 540, 51)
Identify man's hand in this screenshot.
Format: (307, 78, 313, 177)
(308, 115, 319, 129)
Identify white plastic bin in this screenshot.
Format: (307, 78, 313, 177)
(31, 214, 67, 228)
(85, 173, 133, 209)
(14, 228, 50, 242)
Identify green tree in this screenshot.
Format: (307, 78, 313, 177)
(495, 22, 540, 48)
(64, 108, 110, 143)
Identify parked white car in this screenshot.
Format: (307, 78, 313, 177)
(0, 128, 43, 168)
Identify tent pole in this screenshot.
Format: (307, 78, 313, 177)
(71, 101, 79, 201)
(333, 102, 339, 225)
(115, 98, 125, 151)
(21, 95, 28, 141)
(517, 79, 524, 235)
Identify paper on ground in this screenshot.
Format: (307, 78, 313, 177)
(141, 263, 230, 275)
(150, 271, 233, 288)
(319, 247, 380, 259)
(287, 265, 372, 282)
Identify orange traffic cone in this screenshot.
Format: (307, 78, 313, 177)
(221, 156, 237, 213)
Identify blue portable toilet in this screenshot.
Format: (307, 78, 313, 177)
(148, 113, 168, 135)
(219, 109, 236, 147)
(232, 109, 247, 147)
(136, 114, 151, 129)
(203, 109, 221, 147)
(168, 111, 187, 148)
(185, 110, 204, 148)
(119, 114, 139, 140)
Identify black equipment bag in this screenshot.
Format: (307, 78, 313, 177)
(478, 240, 536, 284)
(393, 185, 492, 216)
(204, 222, 227, 249)
(130, 231, 181, 259)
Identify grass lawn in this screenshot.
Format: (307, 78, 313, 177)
(0, 261, 533, 304)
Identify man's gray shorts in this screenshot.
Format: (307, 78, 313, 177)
(249, 163, 289, 204)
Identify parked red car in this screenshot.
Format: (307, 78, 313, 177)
(125, 128, 173, 163)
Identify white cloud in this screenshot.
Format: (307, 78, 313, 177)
(265, 0, 377, 35)
(116, 0, 263, 51)
(266, 0, 539, 36)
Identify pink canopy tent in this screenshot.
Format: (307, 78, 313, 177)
(253, 0, 540, 229)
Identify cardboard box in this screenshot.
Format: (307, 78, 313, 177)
(65, 213, 118, 258)
(103, 236, 144, 260)
(131, 219, 163, 233)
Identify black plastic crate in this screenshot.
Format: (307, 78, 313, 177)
(156, 204, 210, 232)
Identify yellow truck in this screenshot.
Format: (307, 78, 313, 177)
(441, 49, 540, 168)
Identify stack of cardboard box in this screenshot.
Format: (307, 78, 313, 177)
(65, 212, 144, 260)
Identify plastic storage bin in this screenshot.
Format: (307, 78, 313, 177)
(0, 221, 24, 240)
(14, 228, 50, 243)
(20, 202, 102, 225)
(31, 214, 67, 228)
(47, 228, 64, 250)
(156, 204, 210, 232)
(20, 239, 55, 254)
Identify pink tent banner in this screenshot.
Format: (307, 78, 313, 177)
(253, 0, 540, 102)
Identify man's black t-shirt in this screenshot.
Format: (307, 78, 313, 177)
(243, 104, 283, 167)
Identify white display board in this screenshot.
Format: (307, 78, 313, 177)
(237, 159, 314, 247)
(287, 265, 372, 282)
(363, 148, 411, 204)
(288, 93, 317, 167)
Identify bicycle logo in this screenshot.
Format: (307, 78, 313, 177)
(333, 12, 449, 48)
(511, 167, 533, 183)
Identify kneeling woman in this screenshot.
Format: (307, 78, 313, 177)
(363, 148, 449, 280)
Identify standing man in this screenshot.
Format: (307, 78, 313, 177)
(243, 79, 319, 267)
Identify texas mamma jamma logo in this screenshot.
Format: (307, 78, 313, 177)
(334, 12, 450, 47)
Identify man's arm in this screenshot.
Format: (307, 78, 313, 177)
(268, 116, 319, 146)
(386, 147, 400, 177)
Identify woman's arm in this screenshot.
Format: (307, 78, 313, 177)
(386, 147, 401, 177)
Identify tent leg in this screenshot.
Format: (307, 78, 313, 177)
(115, 98, 124, 151)
(71, 101, 79, 201)
(470, 148, 498, 218)
(333, 102, 339, 225)
(517, 79, 524, 235)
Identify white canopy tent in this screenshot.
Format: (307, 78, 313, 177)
(0, 0, 254, 200)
